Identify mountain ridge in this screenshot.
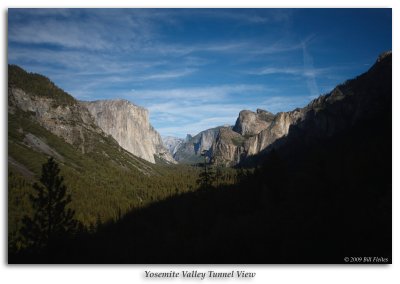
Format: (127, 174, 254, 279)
(8, 50, 392, 168)
(209, 50, 392, 166)
(8, 65, 174, 165)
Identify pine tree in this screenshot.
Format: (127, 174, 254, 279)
(20, 157, 77, 250)
(197, 150, 215, 189)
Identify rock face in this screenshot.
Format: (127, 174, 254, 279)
(244, 109, 304, 157)
(210, 51, 392, 166)
(8, 87, 102, 155)
(173, 126, 224, 163)
(162, 136, 184, 155)
(209, 127, 246, 165)
(210, 108, 304, 166)
(233, 109, 275, 136)
(83, 100, 175, 164)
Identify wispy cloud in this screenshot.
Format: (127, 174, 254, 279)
(9, 19, 111, 50)
(8, 9, 159, 51)
(248, 66, 328, 78)
(142, 41, 250, 57)
(260, 95, 311, 112)
(177, 9, 293, 25)
(301, 41, 320, 98)
(135, 68, 197, 81)
(129, 84, 268, 101)
(246, 36, 328, 98)
(250, 42, 303, 55)
(9, 9, 252, 56)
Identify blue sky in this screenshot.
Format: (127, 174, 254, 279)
(8, 8, 391, 138)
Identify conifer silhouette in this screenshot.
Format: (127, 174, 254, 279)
(197, 150, 215, 189)
(20, 157, 77, 250)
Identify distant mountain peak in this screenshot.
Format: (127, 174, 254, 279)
(162, 136, 184, 156)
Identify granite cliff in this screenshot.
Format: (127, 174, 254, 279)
(83, 100, 176, 164)
(173, 126, 224, 163)
(162, 136, 184, 156)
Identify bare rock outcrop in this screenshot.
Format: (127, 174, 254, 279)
(162, 136, 184, 155)
(83, 99, 175, 164)
(209, 127, 246, 166)
(173, 127, 223, 163)
(233, 109, 275, 136)
(245, 109, 304, 156)
(8, 87, 101, 154)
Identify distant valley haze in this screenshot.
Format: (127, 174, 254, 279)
(8, 8, 391, 138)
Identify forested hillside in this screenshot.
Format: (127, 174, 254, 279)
(8, 66, 241, 253)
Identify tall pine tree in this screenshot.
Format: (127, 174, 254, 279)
(197, 150, 215, 189)
(20, 157, 77, 250)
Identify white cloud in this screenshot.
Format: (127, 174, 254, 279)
(179, 9, 293, 25)
(249, 40, 303, 55)
(135, 68, 197, 81)
(302, 42, 320, 97)
(9, 19, 111, 50)
(8, 9, 159, 51)
(260, 96, 311, 112)
(129, 84, 268, 101)
(249, 66, 328, 78)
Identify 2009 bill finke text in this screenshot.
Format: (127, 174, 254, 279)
(145, 270, 256, 280)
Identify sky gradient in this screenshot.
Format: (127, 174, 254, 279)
(8, 8, 392, 138)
